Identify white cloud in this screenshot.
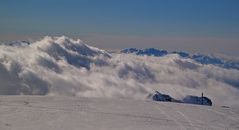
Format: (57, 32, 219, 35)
(0, 36, 239, 107)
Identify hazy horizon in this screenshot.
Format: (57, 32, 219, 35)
(1, 0, 239, 56)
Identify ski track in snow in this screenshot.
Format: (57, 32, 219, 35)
(154, 103, 187, 130)
(155, 102, 202, 130)
(154, 101, 239, 130)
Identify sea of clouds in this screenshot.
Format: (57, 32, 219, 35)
(0, 36, 239, 107)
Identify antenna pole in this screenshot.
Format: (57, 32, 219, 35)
(201, 92, 204, 105)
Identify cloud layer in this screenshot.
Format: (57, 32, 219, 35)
(0, 36, 239, 107)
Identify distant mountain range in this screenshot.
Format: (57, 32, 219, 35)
(121, 48, 239, 70)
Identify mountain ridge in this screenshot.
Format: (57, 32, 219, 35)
(121, 48, 239, 70)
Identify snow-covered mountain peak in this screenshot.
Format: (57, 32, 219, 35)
(30, 36, 110, 57)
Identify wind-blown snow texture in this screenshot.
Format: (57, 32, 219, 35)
(1, 96, 238, 130)
(0, 36, 239, 107)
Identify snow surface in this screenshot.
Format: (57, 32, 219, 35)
(0, 96, 238, 130)
(0, 36, 239, 107)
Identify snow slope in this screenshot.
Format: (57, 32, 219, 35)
(0, 36, 239, 107)
(0, 96, 238, 130)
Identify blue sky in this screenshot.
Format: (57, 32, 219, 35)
(0, 0, 239, 55)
